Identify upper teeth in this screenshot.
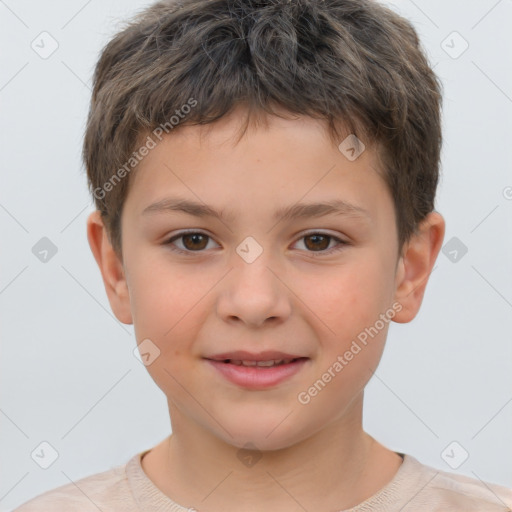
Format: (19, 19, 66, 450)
(230, 359, 294, 367)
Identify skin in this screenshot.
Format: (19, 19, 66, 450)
(87, 105, 445, 512)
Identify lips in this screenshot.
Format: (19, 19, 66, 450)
(204, 351, 310, 389)
(205, 350, 307, 362)
(224, 358, 300, 367)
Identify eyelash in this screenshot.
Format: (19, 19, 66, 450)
(163, 230, 349, 256)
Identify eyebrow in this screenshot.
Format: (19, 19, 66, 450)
(141, 197, 371, 223)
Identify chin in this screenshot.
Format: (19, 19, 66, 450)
(213, 417, 313, 453)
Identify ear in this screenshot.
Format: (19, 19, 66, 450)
(86, 210, 133, 325)
(392, 211, 445, 323)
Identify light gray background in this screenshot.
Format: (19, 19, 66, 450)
(1, 0, 511, 509)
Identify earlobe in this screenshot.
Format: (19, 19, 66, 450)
(392, 212, 445, 324)
(86, 211, 133, 325)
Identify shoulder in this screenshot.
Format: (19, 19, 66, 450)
(402, 455, 512, 511)
(12, 457, 136, 512)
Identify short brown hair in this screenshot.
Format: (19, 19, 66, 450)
(83, 0, 442, 261)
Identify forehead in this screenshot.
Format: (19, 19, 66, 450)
(123, 109, 392, 227)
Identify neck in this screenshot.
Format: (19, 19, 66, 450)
(141, 395, 403, 512)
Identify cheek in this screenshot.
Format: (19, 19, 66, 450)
(130, 257, 201, 331)
(130, 266, 201, 398)
(128, 267, 211, 384)
(303, 255, 394, 387)
(310, 259, 389, 331)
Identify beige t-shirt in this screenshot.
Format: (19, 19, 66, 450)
(13, 451, 512, 511)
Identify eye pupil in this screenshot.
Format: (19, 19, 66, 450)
(183, 233, 208, 250)
(305, 234, 329, 251)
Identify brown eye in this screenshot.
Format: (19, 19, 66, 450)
(303, 234, 331, 251)
(293, 232, 348, 254)
(181, 233, 209, 250)
(165, 231, 218, 253)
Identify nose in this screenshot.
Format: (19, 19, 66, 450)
(215, 256, 292, 328)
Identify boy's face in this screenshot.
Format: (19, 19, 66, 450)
(88, 106, 444, 451)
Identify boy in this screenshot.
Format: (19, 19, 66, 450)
(15, 0, 512, 510)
